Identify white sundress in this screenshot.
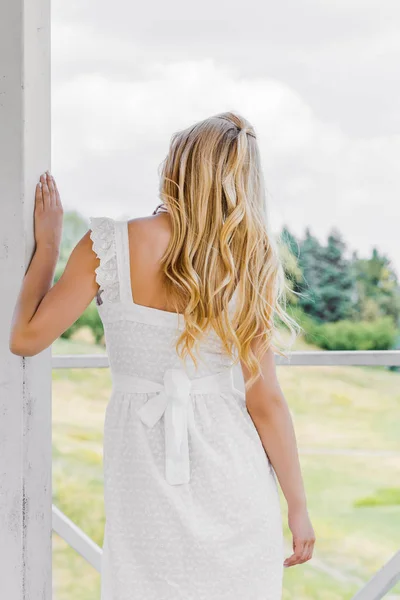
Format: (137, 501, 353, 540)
(89, 216, 284, 600)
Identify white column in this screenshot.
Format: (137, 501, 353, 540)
(0, 0, 52, 598)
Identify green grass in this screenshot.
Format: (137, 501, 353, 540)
(277, 364, 400, 451)
(282, 565, 360, 600)
(52, 337, 400, 600)
(354, 487, 400, 508)
(53, 534, 101, 600)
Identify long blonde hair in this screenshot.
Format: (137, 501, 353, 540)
(157, 111, 297, 390)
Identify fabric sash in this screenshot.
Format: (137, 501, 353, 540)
(112, 368, 236, 485)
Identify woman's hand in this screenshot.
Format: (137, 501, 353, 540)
(9, 171, 98, 356)
(34, 171, 63, 252)
(284, 506, 316, 568)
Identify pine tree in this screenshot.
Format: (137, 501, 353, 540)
(298, 229, 354, 322)
(317, 230, 354, 322)
(298, 229, 324, 319)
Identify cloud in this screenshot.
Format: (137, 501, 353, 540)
(52, 50, 400, 274)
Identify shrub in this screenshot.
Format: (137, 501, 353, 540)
(76, 302, 104, 344)
(354, 487, 400, 508)
(61, 301, 104, 344)
(303, 316, 397, 351)
(60, 321, 80, 340)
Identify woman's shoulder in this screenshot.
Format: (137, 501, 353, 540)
(127, 211, 172, 245)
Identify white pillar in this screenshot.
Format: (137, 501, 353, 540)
(0, 0, 52, 598)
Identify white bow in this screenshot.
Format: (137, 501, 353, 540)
(137, 368, 194, 485)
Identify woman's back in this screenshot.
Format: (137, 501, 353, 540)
(90, 214, 238, 383)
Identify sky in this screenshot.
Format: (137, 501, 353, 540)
(51, 0, 400, 275)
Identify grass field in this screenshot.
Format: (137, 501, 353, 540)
(52, 333, 400, 600)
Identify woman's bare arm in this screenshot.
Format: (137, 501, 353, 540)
(241, 345, 315, 567)
(9, 172, 99, 356)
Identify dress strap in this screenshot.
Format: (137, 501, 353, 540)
(89, 216, 120, 304)
(113, 219, 133, 304)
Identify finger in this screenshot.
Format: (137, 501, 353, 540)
(46, 171, 56, 205)
(294, 537, 306, 558)
(299, 538, 314, 564)
(35, 182, 43, 211)
(305, 539, 315, 562)
(284, 540, 300, 566)
(283, 552, 295, 567)
(299, 540, 312, 563)
(285, 540, 306, 567)
(41, 173, 50, 208)
(284, 552, 302, 567)
(53, 176, 62, 207)
(39, 173, 47, 205)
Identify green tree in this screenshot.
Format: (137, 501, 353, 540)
(59, 211, 89, 266)
(318, 230, 354, 322)
(54, 210, 89, 281)
(297, 229, 324, 319)
(352, 248, 400, 323)
(279, 227, 303, 304)
(298, 229, 354, 322)
(54, 211, 100, 340)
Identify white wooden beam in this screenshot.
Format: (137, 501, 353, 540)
(52, 350, 400, 369)
(52, 353, 110, 369)
(52, 505, 102, 573)
(351, 550, 400, 600)
(275, 350, 400, 367)
(0, 0, 52, 598)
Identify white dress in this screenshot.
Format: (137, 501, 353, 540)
(89, 216, 284, 600)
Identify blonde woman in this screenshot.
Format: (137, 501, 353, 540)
(9, 112, 315, 599)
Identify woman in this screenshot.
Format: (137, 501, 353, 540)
(9, 111, 315, 599)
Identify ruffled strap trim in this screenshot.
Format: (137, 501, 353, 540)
(89, 217, 120, 304)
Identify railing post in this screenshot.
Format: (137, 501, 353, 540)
(0, 0, 52, 598)
(351, 550, 400, 600)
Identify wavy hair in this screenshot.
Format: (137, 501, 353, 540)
(156, 111, 298, 391)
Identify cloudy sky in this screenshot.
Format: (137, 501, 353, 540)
(51, 0, 400, 274)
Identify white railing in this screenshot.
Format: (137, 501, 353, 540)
(52, 350, 400, 599)
(52, 350, 400, 369)
(351, 550, 400, 600)
(52, 505, 102, 572)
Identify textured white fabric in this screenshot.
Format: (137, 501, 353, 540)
(89, 216, 284, 600)
(114, 369, 237, 486)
